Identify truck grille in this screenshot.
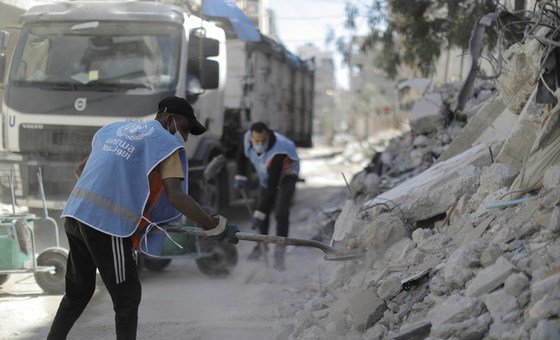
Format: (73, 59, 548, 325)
(19, 125, 98, 156)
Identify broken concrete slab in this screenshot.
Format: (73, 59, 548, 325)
(389, 320, 431, 340)
(409, 93, 446, 134)
(377, 279, 402, 301)
(430, 312, 492, 339)
(365, 143, 495, 222)
(496, 27, 547, 114)
(443, 245, 480, 288)
(347, 287, 387, 332)
(466, 256, 517, 297)
(331, 199, 359, 245)
(427, 294, 486, 329)
(543, 165, 560, 191)
(359, 212, 408, 263)
(495, 88, 543, 170)
(438, 97, 514, 162)
(480, 163, 519, 192)
(530, 272, 560, 303)
(462, 216, 494, 245)
(481, 289, 519, 333)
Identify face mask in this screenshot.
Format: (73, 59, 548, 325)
(171, 118, 185, 144)
(253, 142, 267, 154)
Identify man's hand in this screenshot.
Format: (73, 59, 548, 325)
(251, 210, 266, 230)
(212, 225, 240, 245)
(203, 215, 240, 245)
(234, 175, 248, 189)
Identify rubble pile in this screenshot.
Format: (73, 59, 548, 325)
(349, 81, 496, 202)
(289, 19, 560, 340)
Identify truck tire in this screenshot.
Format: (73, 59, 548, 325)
(0, 274, 9, 286)
(34, 247, 68, 294)
(196, 241, 238, 278)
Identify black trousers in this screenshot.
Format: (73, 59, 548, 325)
(48, 218, 141, 340)
(258, 175, 297, 237)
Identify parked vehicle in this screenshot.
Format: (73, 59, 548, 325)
(0, 1, 314, 211)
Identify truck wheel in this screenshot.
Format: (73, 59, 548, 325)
(196, 242, 238, 278)
(143, 258, 172, 272)
(34, 247, 68, 294)
(0, 274, 9, 286)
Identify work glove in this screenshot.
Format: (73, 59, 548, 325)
(213, 225, 240, 245)
(204, 215, 240, 245)
(234, 175, 248, 190)
(251, 210, 266, 230)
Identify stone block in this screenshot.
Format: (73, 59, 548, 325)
(377, 279, 402, 300)
(430, 312, 492, 339)
(443, 245, 480, 288)
(466, 256, 517, 297)
(410, 93, 446, 134)
(427, 294, 486, 328)
(504, 272, 529, 297)
(347, 287, 387, 332)
(481, 289, 519, 332)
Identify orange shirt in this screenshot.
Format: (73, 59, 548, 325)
(132, 151, 184, 249)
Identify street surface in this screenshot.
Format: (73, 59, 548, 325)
(0, 145, 364, 340)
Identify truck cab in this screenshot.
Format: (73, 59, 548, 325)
(0, 1, 226, 209)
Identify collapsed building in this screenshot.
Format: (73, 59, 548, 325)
(288, 4, 560, 340)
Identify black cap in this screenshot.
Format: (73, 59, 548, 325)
(158, 96, 206, 135)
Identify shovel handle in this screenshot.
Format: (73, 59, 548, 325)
(169, 226, 338, 255)
(166, 226, 364, 261)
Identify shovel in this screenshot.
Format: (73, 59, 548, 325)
(167, 226, 365, 261)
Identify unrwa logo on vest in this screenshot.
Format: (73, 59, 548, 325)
(117, 122, 155, 141)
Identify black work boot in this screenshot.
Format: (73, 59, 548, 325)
(273, 244, 286, 271)
(247, 244, 262, 261)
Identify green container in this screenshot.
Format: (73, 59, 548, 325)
(0, 214, 35, 270)
(161, 232, 196, 255)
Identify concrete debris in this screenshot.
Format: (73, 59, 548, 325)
(543, 164, 560, 191)
(409, 93, 446, 134)
(285, 21, 560, 339)
(496, 27, 547, 114)
(495, 88, 543, 171)
(530, 320, 560, 340)
(466, 256, 517, 297)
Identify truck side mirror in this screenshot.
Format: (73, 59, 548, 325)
(199, 59, 219, 89)
(188, 36, 219, 59)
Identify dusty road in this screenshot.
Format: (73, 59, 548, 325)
(0, 145, 364, 340)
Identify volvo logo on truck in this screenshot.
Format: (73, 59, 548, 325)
(74, 98, 87, 111)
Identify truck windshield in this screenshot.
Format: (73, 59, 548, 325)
(9, 22, 180, 91)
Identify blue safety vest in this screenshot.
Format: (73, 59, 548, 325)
(62, 120, 187, 239)
(244, 131, 299, 188)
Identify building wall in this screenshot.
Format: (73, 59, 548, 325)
(297, 44, 339, 143)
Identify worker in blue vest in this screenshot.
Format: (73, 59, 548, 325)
(48, 96, 239, 340)
(235, 122, 299, 271)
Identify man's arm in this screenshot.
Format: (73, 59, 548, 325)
(75, 155, 89, 179)
(162, 177, 218, 230)
(257, 154, 286, 214)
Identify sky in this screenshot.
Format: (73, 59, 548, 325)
(267, 0, 353, 90)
